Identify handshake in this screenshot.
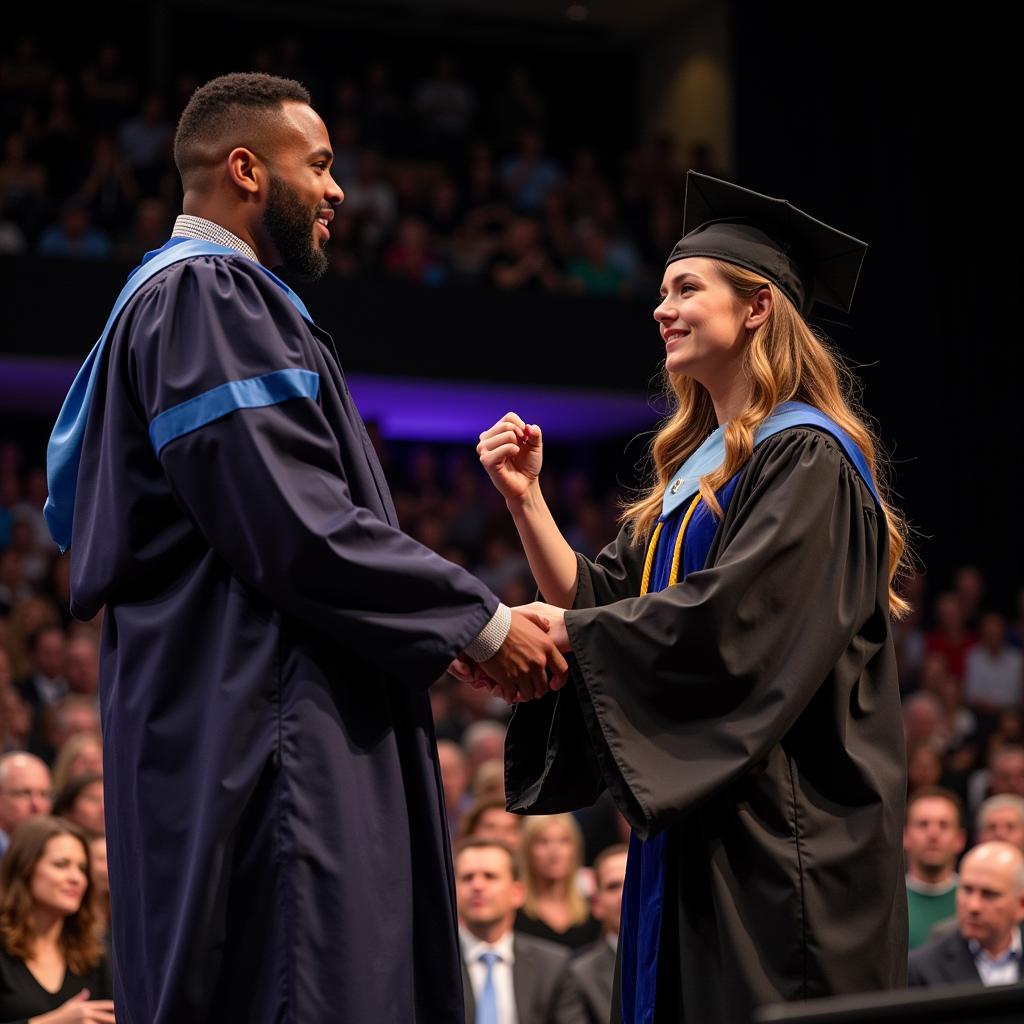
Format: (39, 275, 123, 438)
(449, 602, 572, 704)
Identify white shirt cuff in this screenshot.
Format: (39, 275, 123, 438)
(463, 603, 512, 663)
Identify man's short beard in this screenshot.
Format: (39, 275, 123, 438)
(263, 175, 329, 281)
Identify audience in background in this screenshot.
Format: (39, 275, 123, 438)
(515, 814, 601, 952)
(904, 788, 966, 950)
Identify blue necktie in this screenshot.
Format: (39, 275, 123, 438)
(477, 950, 500, 1024)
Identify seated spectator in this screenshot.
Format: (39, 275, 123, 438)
(341, 149, 397, 250)
(515, 813, 601, 951)
(462, 720, 506, 780)
(925, 591, 976, 681)
(52, 772, 105, 837)
(78, 134, 138, 233)
(906, 741, 944, 794)
(500, 130, 562, 212)
(383, 216, 446, 285)
(458, 796, 523, 853)
(36, 196, 112, 260)
(964, 613, 1024, 714)
(566, 225, 629, 297)
(968, 744, 1024, 824)
(454, 837, 582, 1024)
(438, 739, 470, 837)
(79, 41, 135, 131)
(413, 56, 476, 157)
(904, 787, 966, 949)
(0, 817, 113, 1020)
(117, 93, 173, 193)
(64, 635, 99, 697)
(0, 132, 46, 234)
(953, 565, 986, 628)
(40, 695, 101, 764)
(467, 759, 505, 806)
(569, 843, 627, 1024)
(909, 841, 1024, 988)
(0, 682, 32, 755)
(115, 196, 171, 264)
(977, 795, 1024, 851)
(52, 733, 103, 793)
(903, 691, 944, 751)
(486, 215, 561, 292)
(0, 752, 53, 858)
(14, 624, 66, 713)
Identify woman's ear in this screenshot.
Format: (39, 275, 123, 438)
(746, 285, 773, 329)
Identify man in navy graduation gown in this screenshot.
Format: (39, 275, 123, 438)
(44, 73, 567, 1024)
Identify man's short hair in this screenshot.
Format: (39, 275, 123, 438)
(453, 836, 519, 880)
(905, 785, 965, 828)
(977, 794, 1024, 832)
(173, 72, 311, 189)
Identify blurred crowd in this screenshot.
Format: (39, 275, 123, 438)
(0, 34, 722, 298)
(3, 30, 1024, 1019)
(3, 414, 1024, 1013)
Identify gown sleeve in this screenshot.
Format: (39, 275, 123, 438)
(105, 255, 498, 685)
(507, 429, 888, 838)
(503, 522, 645, 812)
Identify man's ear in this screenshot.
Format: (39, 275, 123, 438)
(226, 147, 262, 197)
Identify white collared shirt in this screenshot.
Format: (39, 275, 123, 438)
(171, 214, 258, 262)
(969, 926, 1022, 986)
(460, 928, 518, 1024)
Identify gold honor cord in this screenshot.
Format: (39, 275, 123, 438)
(639, 494, 702, 596)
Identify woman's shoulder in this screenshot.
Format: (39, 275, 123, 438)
(747, 425, 878, 510)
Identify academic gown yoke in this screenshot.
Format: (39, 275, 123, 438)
(505, 427, 908, 1022)
(69, 253, 497, 1024)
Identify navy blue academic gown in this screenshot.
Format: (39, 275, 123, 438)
(68, 250, 497, 1023)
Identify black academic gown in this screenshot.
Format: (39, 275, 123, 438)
(505, 428, 908, 1022)
(69, 252, 498, 1023)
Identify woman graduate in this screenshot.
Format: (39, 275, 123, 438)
(473, 173, 910, 1021)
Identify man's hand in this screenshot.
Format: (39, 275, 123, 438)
(480, 608, 568, 701)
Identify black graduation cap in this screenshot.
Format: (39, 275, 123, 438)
(666, 172, 868, 316)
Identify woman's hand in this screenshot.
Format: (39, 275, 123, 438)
(514, 602, 571, 653)
(31, 989, 116, 1023)
(477, 412, 543, 504)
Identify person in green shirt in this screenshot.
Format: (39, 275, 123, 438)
(905, 786, 967, 948)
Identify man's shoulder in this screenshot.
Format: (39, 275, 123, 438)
(908, 927, 974, 980)
(512, 930, 572, 966)
(570, 939, 614, 975)
(124, 250, 298, 325)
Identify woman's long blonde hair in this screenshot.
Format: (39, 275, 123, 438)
(519, 813, 589, 927)
(622, 259, 911, 618)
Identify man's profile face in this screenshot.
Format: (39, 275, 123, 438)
(261, 101, 343, 281)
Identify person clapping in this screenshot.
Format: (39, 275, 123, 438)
(0, 817, 113, 1023)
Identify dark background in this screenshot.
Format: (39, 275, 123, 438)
(2, 1, 1020, 604)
